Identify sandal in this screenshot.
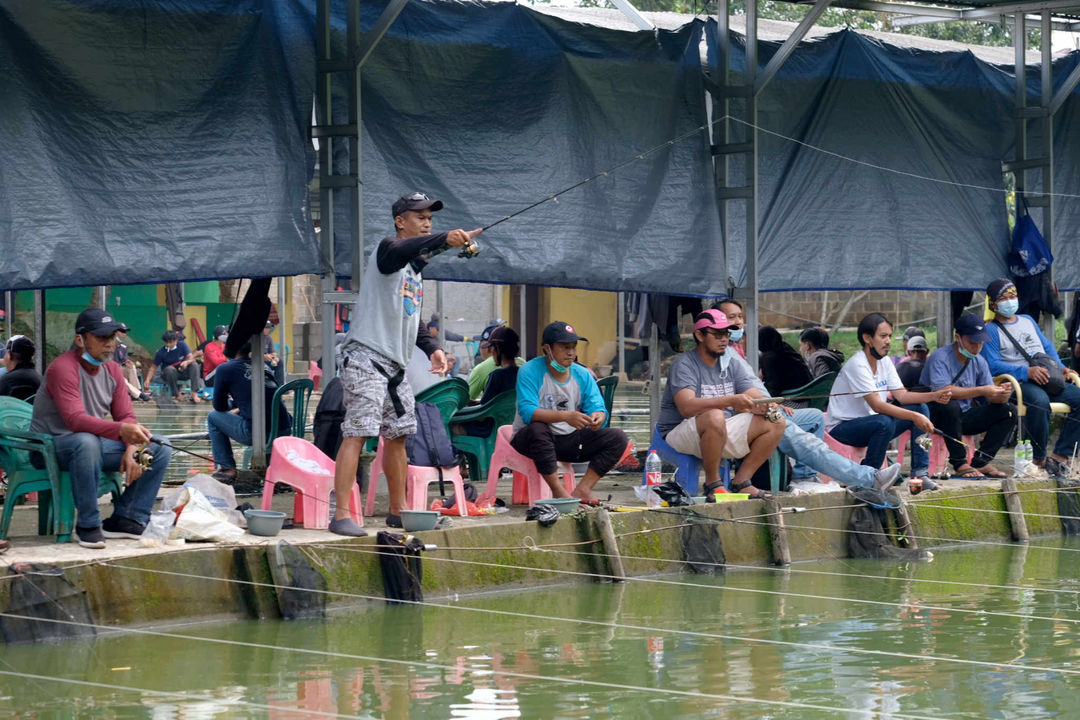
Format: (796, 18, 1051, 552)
(952, 464, 984, 478)
(703, 481, 725, 503)
(974, 463, 1007, 478)
(729, 481, 772, 499)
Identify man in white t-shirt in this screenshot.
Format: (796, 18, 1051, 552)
(827, 313, 952, 494)
(981, 278, 1080, 477)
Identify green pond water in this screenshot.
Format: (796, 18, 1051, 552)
(4, 538, 1080, 718)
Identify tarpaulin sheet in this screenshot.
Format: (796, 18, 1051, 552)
(328, 1, 724, 296)
(0, 0, 318, 291)
(708, 25, 1018, 292)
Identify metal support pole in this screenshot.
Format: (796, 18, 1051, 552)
(251, 333, 267, 471)
(649, 321, 661, 429)
(1040, 11, 1055, 341)
(518, 285, 526, 339)
(435, 280, 444, 338)
(743, 0, 760, 371)
(348, 0, 365, 288)
(617, 291, 626, 380)
(936, 291, 953, 349)
(1014, 13, 1027, 210)
(317, 0, 339, 382)
(33, 290, 45, 376)
(96, 286, 107, 310)
(4, 291, 12, 339)
(278, 278, 287, 374)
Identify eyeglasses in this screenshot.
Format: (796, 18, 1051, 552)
(405, 192, 429, 201)
(703, 328, 733, 339)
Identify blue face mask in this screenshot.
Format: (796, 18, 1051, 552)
(81, 352, 104, 367)
(728, 327, 745, 343)
(958, 346, 978, 360)
(996, 299, 1019, 318)
(717, 351, 731, 373)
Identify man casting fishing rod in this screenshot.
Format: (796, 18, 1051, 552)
(329, 192, 482, 536)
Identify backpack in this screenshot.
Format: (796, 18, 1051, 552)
(312, 377, 346, 459)
(406, 402, 458, 468)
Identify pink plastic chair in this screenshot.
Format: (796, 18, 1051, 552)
(896, 431, 974, 476)
(364, 437, 468, 516)
(483, 425, 575, 506)
(307, 361, 323, 391)
(262, 436, 361, 530)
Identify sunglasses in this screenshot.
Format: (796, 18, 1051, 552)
(405, 192, 429, 201)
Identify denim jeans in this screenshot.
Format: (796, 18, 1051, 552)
(161, 363, 202, 397)
(207, 410, 252, 469)
(779, 409, 877, 488)
(1018, 381, 1080, 460)
(829, 403, 930, 475)
(53, 432, 172, 528)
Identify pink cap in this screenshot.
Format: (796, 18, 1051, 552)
(694, 309, 735, 331)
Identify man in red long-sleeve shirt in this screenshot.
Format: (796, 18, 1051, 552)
(30, 308, 172, 548)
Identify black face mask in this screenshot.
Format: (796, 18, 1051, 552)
(868, 346, 886, 360)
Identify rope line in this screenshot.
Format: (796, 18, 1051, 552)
(82, 563, 1080, 677)
(0, 614, 950, 719)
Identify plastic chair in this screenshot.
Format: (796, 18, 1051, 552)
(364, 437, 468, 516)
(414, 378, 470, 436)
(597, 376, 619, 428)
(481, 425, 575, 506)
(261, 436, 361, 530)
(0, 396, 121, 542)
(995, 372, 1076, 441)
(307, 360, 323, 391)
(644, 425, 733, 496)
(895, 431, 975, 475)
(449, 390, 518, 482)
(781, 372, 836, 411)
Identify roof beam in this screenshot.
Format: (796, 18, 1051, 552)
(756, 0, 834, 94)
(962, 0, 1080, 20)
(609, 0, 655, 30)
(827, 0, 959, 18)
(1049, 56, 1080, 114)
(354, 0, 411, 69)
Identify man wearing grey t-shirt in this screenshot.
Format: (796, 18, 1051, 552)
(330, 192, 482, 535)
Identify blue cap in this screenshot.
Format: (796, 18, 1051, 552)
(955, 313, 990, 342)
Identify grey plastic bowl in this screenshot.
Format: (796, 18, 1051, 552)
(400, 509, 440, 531)
(535, 498, 581, 515)
(245, 509, 286, 537)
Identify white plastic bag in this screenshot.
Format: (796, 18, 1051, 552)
(159, 485, 245, 543)
(162, 474, 246, 527)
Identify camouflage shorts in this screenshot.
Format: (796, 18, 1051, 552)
(340, 344, 416, 439)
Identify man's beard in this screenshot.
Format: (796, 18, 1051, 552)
(705, 347, 725, 360)
(96, 351, 115, 363)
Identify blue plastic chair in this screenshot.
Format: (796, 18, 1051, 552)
(643, 425, 731, 496)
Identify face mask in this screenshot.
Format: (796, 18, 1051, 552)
(868, 346, 886, 361)
(958, 346, 978, 360)
(996, 299, 1019, 318)
(717, 351, 732, 373)
(728, 328, 745, 343)
(550, 359, 569, 373)
(81, 352, 104, 367)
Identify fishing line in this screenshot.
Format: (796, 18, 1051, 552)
(94, 562, 1080, 678)
(0, 668, 371, 719)
(320, 544, 1080, 628)
(0, 626, 948, 720)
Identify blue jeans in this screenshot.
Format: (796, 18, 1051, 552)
(829, 404, 930, 475)
(1020, 381, 1080, 460)
(779, 409, 877, 488)
(207, 410, 252, 469)
(53, 432, 171, 528)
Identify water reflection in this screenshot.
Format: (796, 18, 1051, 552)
(4, 539, 1080, 717)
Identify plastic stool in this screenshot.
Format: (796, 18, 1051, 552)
(896, 431, 974, 475)
(482, 425, 575, 506)
(262, 436, 361, 530)
(644, 425, 725, 496)
(365, 437, 469, 516)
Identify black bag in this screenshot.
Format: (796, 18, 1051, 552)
(312, 377, 346, 459)
(994, 320, 1065, 396)
(406, 401, 457, 468)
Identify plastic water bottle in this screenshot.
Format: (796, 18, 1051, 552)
(1014, 443, 1024, 476)
(1023, 441, 1033, 469)
(645, 451, 662, 508)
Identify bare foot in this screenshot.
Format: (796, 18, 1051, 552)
(570, 488, 599, 504)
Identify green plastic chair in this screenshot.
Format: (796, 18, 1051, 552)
(415, 377, 470, 435)
(596, 376, 619, 428)
(243, 378, 314, 468)
(780, 372, 837, 412)
(0, 396, 121, 542)
(449, 390, 518, 482)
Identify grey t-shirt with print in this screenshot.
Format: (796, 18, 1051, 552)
(657, 350, 759, 436)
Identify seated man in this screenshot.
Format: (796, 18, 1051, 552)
(262, 322, 285, 388)
(145, 330, 202, 402)
(202, 325, 229, 388)
(512, 321, 628, 503)
(207, 341, 290, 483)
(114, 331, 151, 402)
(828, 313, 951, 494)
(923, 313, 1015, 478)
(799, 327, 843, 377)
(0, 335, 42, 400)
(656, 310, 785, 499)
(29, 309, 171, 548)
(896, 335, 929, 390)
(981, 278, 1080, 477)
(467, 324, 502, 401)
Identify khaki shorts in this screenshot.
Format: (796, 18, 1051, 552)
(664, 412, 753, 459)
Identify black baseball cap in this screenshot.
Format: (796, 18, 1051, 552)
(75, 308, 129, 337)
(479, 323, 503, 348)
(955, 313, 991, 342)
(986, 278, 1016, 301)
(542, 321, 587, 345)
(392, 191, 443, 219)
(5, 335, 35, 358)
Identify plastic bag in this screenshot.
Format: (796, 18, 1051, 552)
(161, 485, 245, 543)
(162, 474, 246, 527)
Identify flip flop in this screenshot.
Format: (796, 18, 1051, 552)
(729, 481, 772, 499)
(974, 463, 1007, 478)
(952, 464, 984, 478)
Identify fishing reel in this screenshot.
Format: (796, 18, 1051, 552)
(915, 433, 934, 452)
(458, 237, 480, 259)
(134, 444, 155, 471)
(764, 406, 785, 424)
